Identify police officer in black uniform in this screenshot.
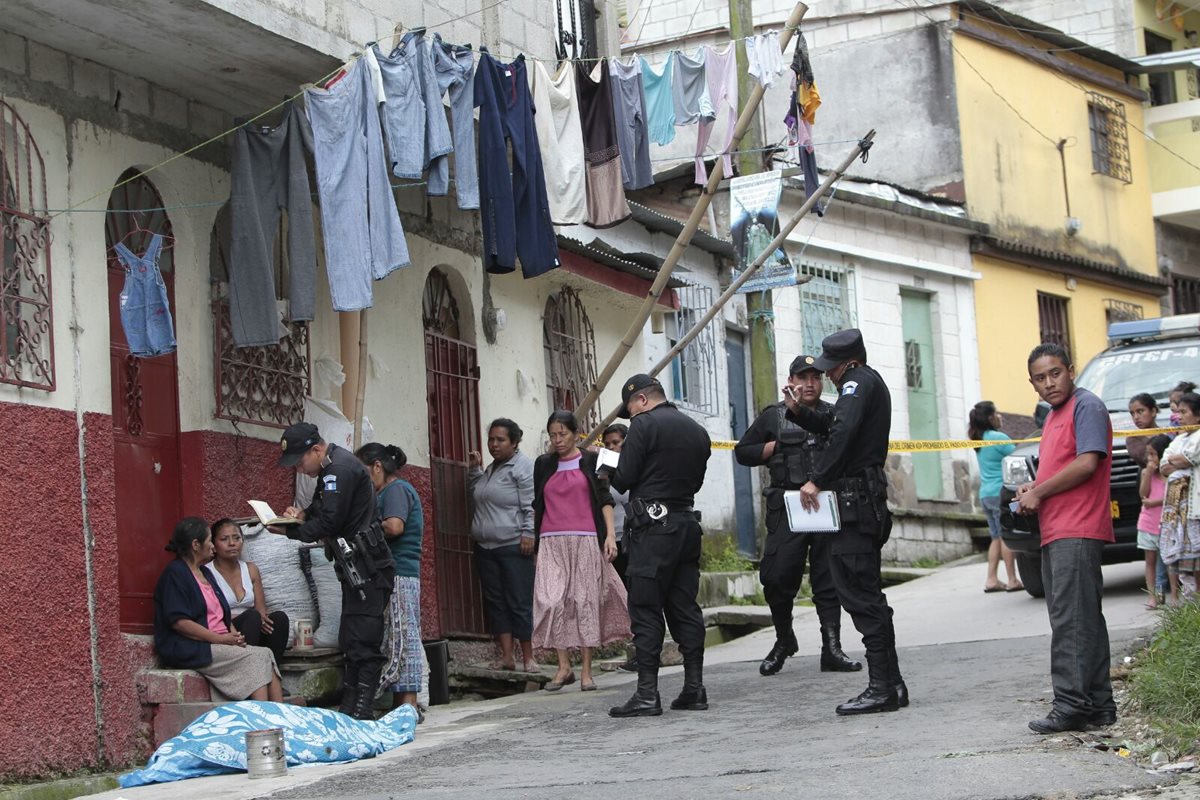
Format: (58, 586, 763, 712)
(273, 422, 394, 720)
(607, 374, 711, 718)
(785, 330, 908, 715)
(735, 354, 861, 676)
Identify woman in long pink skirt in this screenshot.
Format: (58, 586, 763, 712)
(532, 411, 631, 691)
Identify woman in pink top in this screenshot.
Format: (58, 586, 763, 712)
(532, 411, 630, 690)
(1138, 435, 1170, 609)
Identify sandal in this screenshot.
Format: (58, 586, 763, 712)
(580, 679, 597, 692)
(522, 661, 540, 673)
(1005, 583, 1025, 593)
(544, 672, 576, 691)
(984, 584, 1005, 593)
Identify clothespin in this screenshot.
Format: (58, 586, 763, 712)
(389, 22, 406, 52)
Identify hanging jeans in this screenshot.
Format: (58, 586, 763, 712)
(474, 51, 559, 278)
(305, 58, 410, 311)
(431, 34, 479, 209)
(609, 58, 653, 191)
(115, 233, 176, 357)
(376, 32, 453, 182)
(373, 43, 426, 180)
(228, 102, 317, 347)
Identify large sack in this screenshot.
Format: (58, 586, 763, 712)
(310, 547, 343, 648)
(240, 524, 314, 647)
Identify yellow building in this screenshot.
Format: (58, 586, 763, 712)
(953, 3, 1168, 416)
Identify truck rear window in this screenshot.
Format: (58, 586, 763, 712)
(1076, 343, 1200, 410)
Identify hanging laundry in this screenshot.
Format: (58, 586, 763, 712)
(115, 233, 176, 357)
(609, 58, 654, 191)
(431, 34, 479, 209)
(791, 30, 815, 85)
(228, 102, 317, 347)
(694, 43, 738, 184)
(474, 50, 559, 277)
(577, 59, 632, 229)
(641, 54, 676, 146)
(530, 60, 587, 225)
(671, 48, 715, 126)
(784, 73, 824, 217)
(305, 57, 410, 310)
(800, 80, 821, 125)
(746, 30, 786, 88)
(374, 30, 454, 184)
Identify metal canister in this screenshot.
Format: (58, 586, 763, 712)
(293, 618, 314, 649)
(245, 728, 287, 779)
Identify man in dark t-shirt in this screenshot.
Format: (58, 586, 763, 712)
(1016, 343, 1115, 734)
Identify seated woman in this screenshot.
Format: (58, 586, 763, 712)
(153, 517, 283, 702)
(209, 518, 291, 661)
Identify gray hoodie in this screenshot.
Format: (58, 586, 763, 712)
(469, 450, 535, 549)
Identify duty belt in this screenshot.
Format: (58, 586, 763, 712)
(631, 498, 694, 523)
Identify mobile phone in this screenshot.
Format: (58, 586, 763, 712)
(783, 385, 796, 399)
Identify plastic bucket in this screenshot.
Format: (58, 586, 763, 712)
(245, 728, 287, 779)
(424, 639, 450, 706)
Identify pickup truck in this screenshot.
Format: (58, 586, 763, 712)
(999, 314, 1200, 597)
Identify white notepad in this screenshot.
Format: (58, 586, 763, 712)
(595, 447, 620, 473)
(784, 490, 841, 533)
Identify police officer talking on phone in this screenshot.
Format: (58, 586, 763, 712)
(606, 374, 711, 718)
(735, 355, 861, 677)
(783, 329, 907, 716)
(273, 422, 394, 720)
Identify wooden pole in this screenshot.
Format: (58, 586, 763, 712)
(572, 1, 810, 424)
(353, 309, 369, 450)
(585, 130, 876, 440)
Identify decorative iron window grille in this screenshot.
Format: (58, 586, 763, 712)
(210, 205, 310, 428)
(904, 340, 923, 389)
(543, 286, 599, 429)
(1104, 298, 1143, 325)
(1087, 92, 1133, 184)
(1037, 291, 1072, 360)
(555, 0, 599, 63)
(1, 101, 55, 391)
(423, 267, 462, 339)
(1173, 275, 1200, 315)
(669, 284, 718, 415)
(797, 262, 856, 393)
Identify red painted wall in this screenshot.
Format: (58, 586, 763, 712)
(400, 465, 442, 641)
(178, 429, 293, 521)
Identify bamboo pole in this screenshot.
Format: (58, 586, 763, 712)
(572, 1, 810, 424)
(353, 309, 369, 450)
(585, 129, 876, 440)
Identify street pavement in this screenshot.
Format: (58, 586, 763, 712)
(95, 560, 1174, 800)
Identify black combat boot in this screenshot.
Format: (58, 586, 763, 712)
(820, 623, 863, 672)
(670, 662, 709, 710)
(609, 669, 662, 718)
(352, 665, 383, 721)
(888, 647, 909, 708)
(835, 652, 899, 716)
(338, 663, 361, 716)
(759, 630, 799, 676)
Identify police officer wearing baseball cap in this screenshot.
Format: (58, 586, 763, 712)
(735, 355, 861, 677)
(784, 329, 908, 715)
(273, 422, 394, 719)
(607, 374, 712, 718)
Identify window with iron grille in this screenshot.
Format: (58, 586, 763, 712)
(669, 284, 718, 415)
(1087, 92, 1133, 183)
(1037, 291, 1072, 360)
(1173, 275, 1200, 315)
(0, 102, 55, 391)
(797, 263, 856, 392)
(210, 204, 310, 428)
(544, 286, 600, 429)
(555, 0, 599, 62)
(1104, 298, 1143, 326)
(1144, 32, 1177, 107)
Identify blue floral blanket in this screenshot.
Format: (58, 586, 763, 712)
(120, 701, 417, 787)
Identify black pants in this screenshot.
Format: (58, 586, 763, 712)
(626, 513, 706, 671)
(761, 494, 842, 639)
(340, 569, 394, 687)
(613, 539, 630, 590)
(829, 515, 900, 683)
(1043, 538, 1113, 717)
(474, 543, 535, 641)
(233, 609, 290, 662)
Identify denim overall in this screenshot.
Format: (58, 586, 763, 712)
(115, 233, 176, 357)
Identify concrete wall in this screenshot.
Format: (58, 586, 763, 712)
(989, 0, 1137, 56)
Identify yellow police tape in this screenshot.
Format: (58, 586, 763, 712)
(707, 425, 1199, 453)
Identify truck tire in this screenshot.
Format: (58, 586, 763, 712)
(1016, 552, 1045, 598)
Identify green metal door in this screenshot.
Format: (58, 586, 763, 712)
(901, 290, 943, 499)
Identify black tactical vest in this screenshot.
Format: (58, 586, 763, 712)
(766, 404, 826, 489)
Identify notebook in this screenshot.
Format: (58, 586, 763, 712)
(784, 490, 841, 533)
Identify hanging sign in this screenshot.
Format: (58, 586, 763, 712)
(730, 171, 796, 293)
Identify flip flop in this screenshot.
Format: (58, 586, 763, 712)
(544, 672, 576, 691)
(581, 679, 597, 692)
(984, 585, 1005, 593)
(1005, 584, 1025, 593)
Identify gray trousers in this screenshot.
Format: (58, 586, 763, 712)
(1042, 538, 1115, 717)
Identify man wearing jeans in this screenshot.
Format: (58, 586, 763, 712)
(1016, 343, 1116, 734)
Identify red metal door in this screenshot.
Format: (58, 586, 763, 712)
(425, 331, 486, 636)
(106, 176, 183, 634)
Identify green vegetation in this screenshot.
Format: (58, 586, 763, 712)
(910, 557, 942, 569)
(1128, 601, 1200, 758)
(728, 588, 768, 606)
(700, 533, 754, 573)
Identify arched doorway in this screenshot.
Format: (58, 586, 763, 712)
(106, 171, 182, 633)
(423, 268, 486, 637)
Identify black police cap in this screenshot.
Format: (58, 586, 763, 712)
(619, 373, 664, 419)
(278, 421, 321, 467)
(812, 328, 867, 372)
(789, 354, 823, 376)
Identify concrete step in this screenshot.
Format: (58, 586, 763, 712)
(449, 664, 550, 697)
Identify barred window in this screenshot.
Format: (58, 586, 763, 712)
(0, 101, 54, 391)
(210, 204, 310, 428)
(544, 286, 599, 429)
(1037, 291, 1072, 360)
(798, 263, 856, 393)
(554, 0, 599, 62)
(1104, 298, 1143, 326)
(1087, 92, 1133, 183)
(669, 284, 718, 415)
